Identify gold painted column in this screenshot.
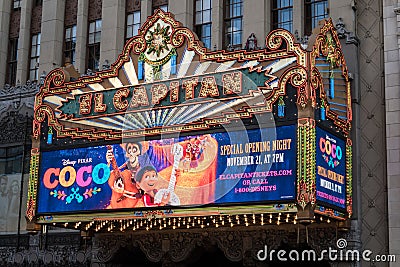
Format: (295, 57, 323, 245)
(211, 0, 223, 50)
(75, 0, 89, 74)
(243, 0, 267, 48)
(16, 0, 33, 84)
(0, 0, 12, 86)
(293, 0, 304, 37)
(39, 0, 65, 75)
(141, 0, 152, 25)
(100, 0, 126, 68)
(169, 0, 194, 30)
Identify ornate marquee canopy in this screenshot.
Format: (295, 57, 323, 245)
(27, 10, 352, 233)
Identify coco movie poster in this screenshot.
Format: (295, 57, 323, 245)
(315, 127, 346, 209)
(37, 125, 297, 214)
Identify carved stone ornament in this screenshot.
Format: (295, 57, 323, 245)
(244, 33, 260, 51)
(0, 104, 33, 144)
(0, 81, 39, 100)
(0, 233, 91, 266)
(89, 225, 349, 265)
(335, 18, 359, 45)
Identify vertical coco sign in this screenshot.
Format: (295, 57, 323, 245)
(315, 127, 346, 209)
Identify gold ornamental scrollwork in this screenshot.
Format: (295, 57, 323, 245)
(266, 29, 296, 51)
(171, 28, 207, 55)
(38, 69, 67, 98)
(125, 35, 146, 55)
(277, 66, 308, 109)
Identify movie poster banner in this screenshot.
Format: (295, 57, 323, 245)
(316, 127, 346, 209)
(37, 125, 296, 214)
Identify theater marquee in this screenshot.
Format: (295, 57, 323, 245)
(27, 10, 353, 232)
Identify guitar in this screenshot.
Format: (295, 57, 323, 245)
(107, 145, 139, 208)
(154, 143, 183, 206)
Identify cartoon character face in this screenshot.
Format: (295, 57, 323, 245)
(137, 170, 158, 194)
(125, 143, 141, 168)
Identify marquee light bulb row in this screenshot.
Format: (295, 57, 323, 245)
(88, 213, 300, 232)
(48, 213, 336, 234)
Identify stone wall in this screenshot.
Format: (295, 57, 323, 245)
(383, 0, 400, 265)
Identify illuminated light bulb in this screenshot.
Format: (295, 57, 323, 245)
(216, 224, 219, 228)
(327, 218, 330, 223)
(146, 227, 149, 231)
(269, 219, 272, 223)
(159, 226, 162, 230)
(294, 220, 297, 225)
(187, 225, 190, 229)
(277, 221, 280, 226)
(230, 223, 234, 227)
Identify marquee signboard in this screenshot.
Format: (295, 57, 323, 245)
(316, 127, 346, 209)
(27, 10, 353, 230)
(37, 125, 296, 214)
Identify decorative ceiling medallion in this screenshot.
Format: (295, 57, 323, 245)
(147, 23, 170, 57)
(144, 19, 174, 64)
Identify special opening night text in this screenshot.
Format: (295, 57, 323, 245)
(220, 139, 292, 167)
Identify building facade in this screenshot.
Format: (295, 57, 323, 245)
(0, 0, 398, 266)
